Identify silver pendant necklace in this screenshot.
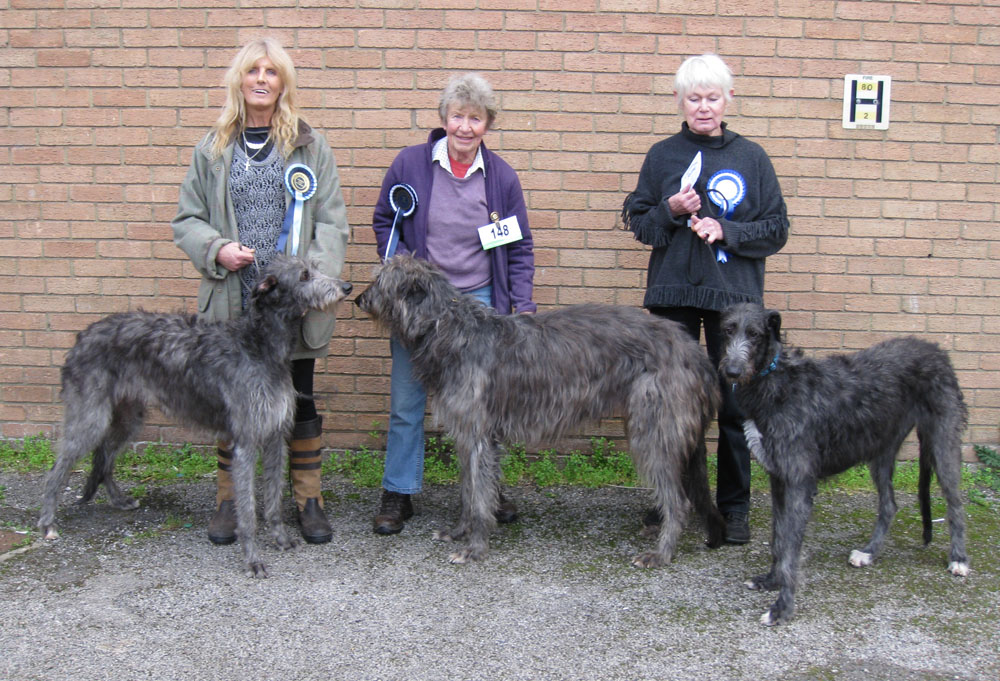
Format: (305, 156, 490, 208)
(242, 129, 270, 170)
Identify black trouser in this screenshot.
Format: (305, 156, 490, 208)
(291, 358, 317, 423)
(649, 307, 750, 515)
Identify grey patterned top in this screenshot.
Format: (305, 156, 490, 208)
(230, 143, 285, 309)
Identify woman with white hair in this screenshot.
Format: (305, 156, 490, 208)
(370, 72, 536, 535)
(172, 38, 349, 546)
(623, 53, 789, 544)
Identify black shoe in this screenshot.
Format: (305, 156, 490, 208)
(373, 490, 414, 535)
(298, 497, 333, 544)
(207, 500, 237, 545)
(495, 493, 518, 524)
(724, 511, 750, 544)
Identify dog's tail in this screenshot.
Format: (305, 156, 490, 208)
(683, 438, 726, 549)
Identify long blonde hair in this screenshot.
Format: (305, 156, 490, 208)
(210, 37, 300, 159)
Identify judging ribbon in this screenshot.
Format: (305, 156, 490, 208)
(706, 169, 746, 264)
(278, 163, 317, 256)
(384, 183, 418, 261)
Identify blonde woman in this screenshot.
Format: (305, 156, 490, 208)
(172, 38, 349, 545)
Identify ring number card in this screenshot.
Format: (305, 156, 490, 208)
(478, 212, 523, 250)
(843, 75, 891, 130)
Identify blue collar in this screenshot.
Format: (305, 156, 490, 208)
(758, 349, 781, 378)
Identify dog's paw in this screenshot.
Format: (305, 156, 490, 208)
(245, 562, 269, 579)
(108, 497, 140, 511)
(41, 526, 59, 541)
(848, 549, 873, 568)
(274, 535, 299, 552)
(744, 573, 778, 591)
(432, 530, 453, 542)
(947, 561, 970, 577)
(631, 551, 669, 569)
(759, 610, 778, 626)
(447, 547, 485, 565)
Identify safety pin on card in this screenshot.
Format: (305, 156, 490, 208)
(478, 212, 522, 250)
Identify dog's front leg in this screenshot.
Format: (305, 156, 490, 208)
(261, 433, 297, 553)
(760, 478, 815, 626)
(231, 445, 267, 578)
(745, 475, 785, 592)
(434, 437, 497, 564)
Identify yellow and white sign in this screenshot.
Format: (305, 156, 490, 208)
(843, 75, 891, 130)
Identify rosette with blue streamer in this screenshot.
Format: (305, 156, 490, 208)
(278, 163, 317, 256)
(707, 169, 747, 264)
(384, 183, 418, 261)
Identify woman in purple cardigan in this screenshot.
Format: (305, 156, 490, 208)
(370, 73, 536, 535)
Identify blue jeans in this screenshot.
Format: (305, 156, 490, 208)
(382, 285, 492, 494)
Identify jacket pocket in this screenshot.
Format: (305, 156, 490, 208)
(302, 309, 336, 350)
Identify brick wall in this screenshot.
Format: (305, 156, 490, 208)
(2, 0, 998, 458)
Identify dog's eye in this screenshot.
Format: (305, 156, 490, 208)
(300, 270, 310, 282)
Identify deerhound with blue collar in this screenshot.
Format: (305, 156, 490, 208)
(38, 256, 353, 578)
(719, 302, 969, 625)
(355, 255, 726, 568)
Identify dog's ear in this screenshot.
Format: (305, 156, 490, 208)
(253, 274, 280, 300)
(403, 278, 427, 307)
(766, 309, 782, 343)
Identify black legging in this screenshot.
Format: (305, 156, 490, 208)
(649, 306, 751, 514)
(291, 358, 317, 423)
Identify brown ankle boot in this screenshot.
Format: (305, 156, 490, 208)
(208, 444, 237, 545)
(289, 417, 333, 544)
(373, 490, 414, 535)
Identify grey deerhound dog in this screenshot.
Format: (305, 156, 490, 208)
(719, 302, 969, 625)
(38, 256, 352, 578)
(355, 255, 725, 567)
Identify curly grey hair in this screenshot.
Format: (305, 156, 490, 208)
(438, 73, 498, 130)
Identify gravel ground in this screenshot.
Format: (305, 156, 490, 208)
(1, 470, 997, 681)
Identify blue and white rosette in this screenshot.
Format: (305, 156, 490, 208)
(706, 169, 746, 264)
(278, 163, 317, 256)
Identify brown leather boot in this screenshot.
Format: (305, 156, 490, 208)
(289, 417, 333, 544)
(373, 490, 414, 535)
(208, 444, 237, 545)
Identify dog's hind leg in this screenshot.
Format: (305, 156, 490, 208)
(230, 442, 266, 578)
(79, 400, 145, 510)
(918, 417, 969, 576)
(38, 397, 118, 538)
(260, 431, 297, 552)
(849, 452, 899, 568)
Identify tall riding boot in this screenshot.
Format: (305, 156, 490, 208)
(207, 444, 237, 545)
(289, 416, 333, 544)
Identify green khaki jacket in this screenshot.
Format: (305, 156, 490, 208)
(172, 121, 349, 358)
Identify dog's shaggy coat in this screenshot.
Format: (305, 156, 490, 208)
(356, 255, 726, 566)
(719, 303, 969, 625)
(38, 256, 353, 577)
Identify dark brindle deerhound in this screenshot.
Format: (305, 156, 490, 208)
(355, 255, 725, 567)
(38, 256, 352, 578)
(719, 302, 969, 625)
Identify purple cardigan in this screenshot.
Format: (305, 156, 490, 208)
(372, 129, 536, 314)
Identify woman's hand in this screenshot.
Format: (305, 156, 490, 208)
(690, 215, 724, 245)
(667, 185, 701, 217)
(216, 242, 256, 272)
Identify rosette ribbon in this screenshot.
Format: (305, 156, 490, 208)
(384, 183, 418, 261)
(706, 169, 747, 264)
(278, 163, 317, 256)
